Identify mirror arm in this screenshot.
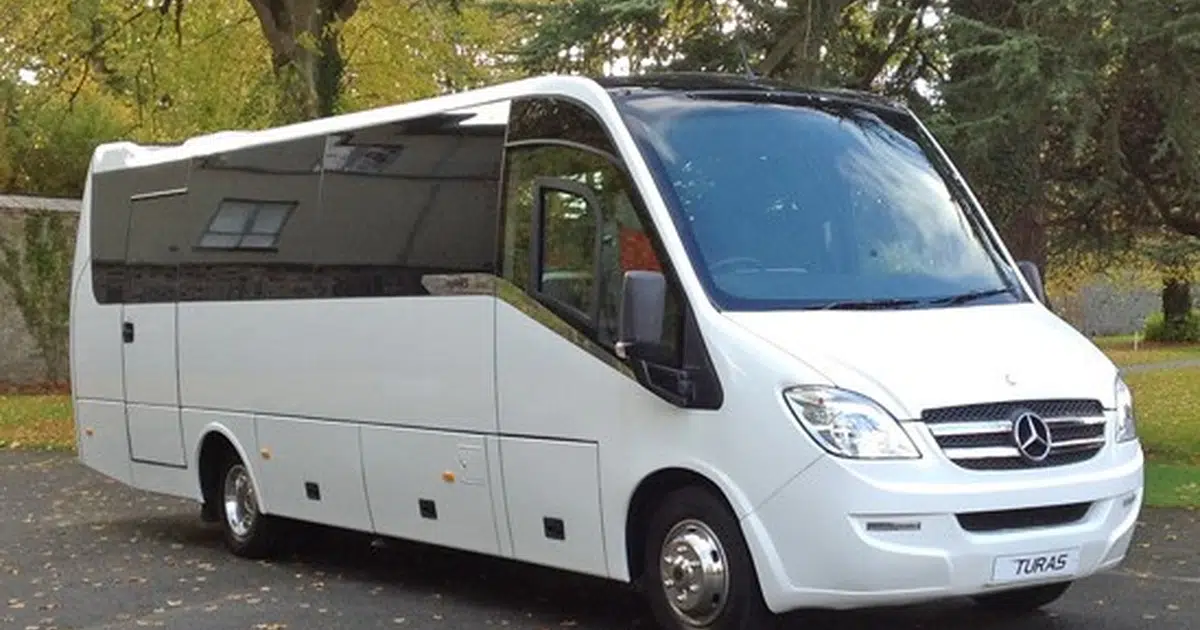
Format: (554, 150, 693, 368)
(629, 355, 696, 407)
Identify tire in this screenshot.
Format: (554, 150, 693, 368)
(641, 486, 776, 630)
(972, 581, 1072, 613)
(217, 453, 277, 559)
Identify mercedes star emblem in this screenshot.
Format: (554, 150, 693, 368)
(1012, 411, 1053, 462)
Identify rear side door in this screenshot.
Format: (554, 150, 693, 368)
(121, 161, 189, 467)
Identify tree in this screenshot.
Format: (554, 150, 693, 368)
(492, 0, 945, 101)
(0, 0, 493, 131)
(243, 0, 359, 122)
(934, 0, 1052, 270)
(935, 0, 1200, 321)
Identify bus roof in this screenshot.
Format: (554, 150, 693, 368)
(88, 72, 901, 175)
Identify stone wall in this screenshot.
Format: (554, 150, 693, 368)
(0, 206, 79, 385)
(1053, 274, 1200, 337)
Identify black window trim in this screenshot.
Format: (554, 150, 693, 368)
(530, 176, 606, 339)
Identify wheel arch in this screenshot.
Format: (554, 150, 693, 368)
(194, 424, 267, 516)
(623, 466, 747, 586)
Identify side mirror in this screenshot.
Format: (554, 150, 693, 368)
(613, 269, 722, 409)
(1016, 260, 1047, 304)
(616, 270, 666, 360)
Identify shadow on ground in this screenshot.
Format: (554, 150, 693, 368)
(109, 512, 1090, 630)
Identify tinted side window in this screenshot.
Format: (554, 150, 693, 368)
(537, 183, 600, 320)
(92, 161, 189, 304)
(509, 98, 617, 155)
(177, 136, 325, 301)
(314, 103, 508, 297)
(502, 142, 682, 357)
(125, 192, 187, 303)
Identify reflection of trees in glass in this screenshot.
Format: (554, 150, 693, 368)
(501, 143, 682, 355)
(653, 101, 999, 285)
(541, 189, 597, 315)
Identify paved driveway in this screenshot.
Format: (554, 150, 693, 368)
(2, 451, 1195, 630)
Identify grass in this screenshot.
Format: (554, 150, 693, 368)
(0, 394, 75, 451)
(1121, 366, 1200, 507)
(1123, 367, 1200, 466)
(1093, 334, 1200, 367)
(1143, 462, 1200, 509)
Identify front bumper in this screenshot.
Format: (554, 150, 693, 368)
(742, 440, 1144, 612)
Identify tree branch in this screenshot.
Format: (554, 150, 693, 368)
(758, 15, 810, 76)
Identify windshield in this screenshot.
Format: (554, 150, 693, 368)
(616, 92, 1026, 311)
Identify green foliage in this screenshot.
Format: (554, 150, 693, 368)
(489, 0, 944, 102)
(1143, 310, 1200, 343)
(0, 82, 129, 197)
(939, 0, 1200, 252)
(0, 212, 75, 383)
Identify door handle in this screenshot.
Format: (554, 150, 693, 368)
(122, 322, 134, 343)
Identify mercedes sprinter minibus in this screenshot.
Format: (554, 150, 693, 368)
(70, 73, 1143, 630)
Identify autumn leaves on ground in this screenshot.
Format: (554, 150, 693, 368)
(2, 339, 1198, 507)
(0, 381, 71, 452)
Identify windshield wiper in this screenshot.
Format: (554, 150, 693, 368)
(818, 298, 927, 310)
(927, 288, 1011, 306)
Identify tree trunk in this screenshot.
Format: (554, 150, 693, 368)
(759, 0, 855, 83)
(246, 0, 357, 123)
(1162, 277, 1192, 326)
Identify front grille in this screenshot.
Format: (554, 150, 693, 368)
(957, 502, 1092, 533)
(921, 399, 1107, 471)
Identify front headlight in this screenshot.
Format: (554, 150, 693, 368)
(783, 386, 920, 459)
(1115, 376, 1137, 443)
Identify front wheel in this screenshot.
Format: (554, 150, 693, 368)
(218, 455, 278, 559)
(642, 486, 775, 630)
(972, 581, 1072, 613)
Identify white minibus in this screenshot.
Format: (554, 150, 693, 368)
(69, 72, 1144, 630)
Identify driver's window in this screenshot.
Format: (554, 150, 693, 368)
(502, 142, 682, 359)
(536, 184, 599, 322)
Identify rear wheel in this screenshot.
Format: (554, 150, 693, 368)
(218, 455, 277, 559)
(641, 486, 775, 630)
(972, 581, 1072, 613)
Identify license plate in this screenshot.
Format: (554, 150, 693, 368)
(990, 548, 1081, 584)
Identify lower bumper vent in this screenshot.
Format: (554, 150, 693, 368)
(956, 502, 1092, 533)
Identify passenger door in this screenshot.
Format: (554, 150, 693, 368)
(494, 97, 685, 577)
(121, 162, 190, 467)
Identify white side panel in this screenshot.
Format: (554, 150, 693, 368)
(122, 303, 179, 406)
(71, 297, 125, 401)
(131, 460, 199, 500)
(494, 303, 823, 583)
(122, 302, 183, 465)
(500, 437, 607, 577)
(254, 416, 372, 532)
(127, 404, 186, 466)
(74, 400, 132, 484)
(178, 297, 495, 434)
(361, 426, 499, 556)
